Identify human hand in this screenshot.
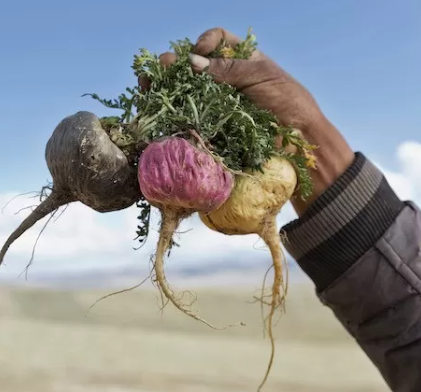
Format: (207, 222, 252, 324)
(141, 27, 354, 215)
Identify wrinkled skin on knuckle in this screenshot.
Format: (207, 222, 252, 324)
(278, 95, 313, 129)
(210, 58, 285, 90)
(256, 61, 289, 84)
(208, 58, 241, 83)
(194, 27, 228, 55)
(257, 76, 321, 129)
(240, 73, 294, 117)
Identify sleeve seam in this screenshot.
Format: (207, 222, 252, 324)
(376, 236, 421, 297)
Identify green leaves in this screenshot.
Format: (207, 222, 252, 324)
(87, 30, 315, 245)
(83, 88, 139, 123)
(209, 27, 258, 59)
(134, 197, 151, 249)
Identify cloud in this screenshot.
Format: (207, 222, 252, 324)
(0, 191, 296, 280)
(0, 141, 420, 285)
(374, 141, 421, 201)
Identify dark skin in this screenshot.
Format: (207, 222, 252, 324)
(140, 27, 354, 216)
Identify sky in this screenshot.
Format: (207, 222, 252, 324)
(0, 0, 420, 287)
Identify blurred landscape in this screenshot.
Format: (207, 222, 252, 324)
(0, 278, 388, 392)
(0, 1, 418, 391)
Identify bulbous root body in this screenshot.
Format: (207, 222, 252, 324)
(0, 111, 140, 267)
(138, 137, 242, 330)
(199, 156, 297, 391)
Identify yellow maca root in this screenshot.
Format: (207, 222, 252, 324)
(199, 156, 297, 391)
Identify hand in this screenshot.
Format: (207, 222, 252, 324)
(141, 27, 354, 215)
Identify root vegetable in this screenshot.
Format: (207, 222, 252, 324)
(82, 29, 316, 391)
(1, 28, 315, 391)
(138, 136, 237, 328)
(0, 111, 140, 265)
(199, 156, 297, 391)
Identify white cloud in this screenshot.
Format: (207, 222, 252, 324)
(0, 191, 295, 280)
(0, 141, 420, 284)
(374, 141, 421, 201)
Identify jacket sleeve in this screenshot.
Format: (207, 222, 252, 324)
(281, 152, 421, 392)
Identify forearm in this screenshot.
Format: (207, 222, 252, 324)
(291, 117, 354, 216)
(282, 153, 421, 391)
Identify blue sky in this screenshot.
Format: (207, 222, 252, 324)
(0, 0, 420, 192)
(0, 0, 420, 286)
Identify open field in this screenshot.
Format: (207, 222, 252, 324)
(0, 282, 388, 392)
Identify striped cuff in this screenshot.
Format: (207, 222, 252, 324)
(281, 152, 405, 291)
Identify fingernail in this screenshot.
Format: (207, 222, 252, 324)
(188, 53, 210, 70)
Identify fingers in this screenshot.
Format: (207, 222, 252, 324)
(188, 53, 210, 73)
(275, 129, 304, 154)
(138, 75, 150, 90)
(209, 57, 282, 90)
(138, 27, 262, 91)
(194, 27, 242, 56)
(275, 136, 297, 154)
(140, 51, 275, 93)
(187, 55, 253, 88)
(138, 52, 177, 91)
(159, 52, 177, 67)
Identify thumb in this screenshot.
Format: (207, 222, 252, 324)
(189, 53, 262, 90)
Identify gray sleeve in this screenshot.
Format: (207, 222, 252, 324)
(320, 203, 421, 392)
(281, 153, 421, 392)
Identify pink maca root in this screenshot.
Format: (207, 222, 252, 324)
(138, 137, 233, 212)
(138, 136, 241, 330)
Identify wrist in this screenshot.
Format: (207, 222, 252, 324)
(292, 118, 354, 216)
(282, 153, 405, 291)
